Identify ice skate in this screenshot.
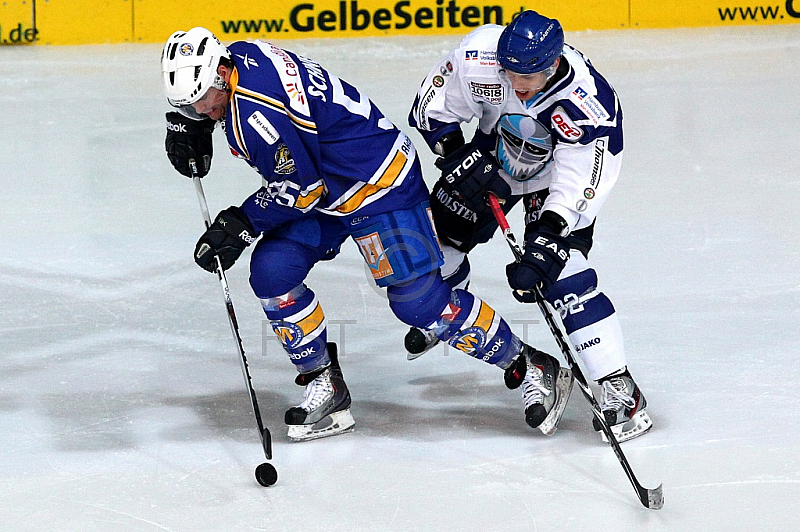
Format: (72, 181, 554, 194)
(285, 343, 354, 442)
(592, 368, 652, 443)
(404, 326, 440, 360)
(505, 345, 573, 435)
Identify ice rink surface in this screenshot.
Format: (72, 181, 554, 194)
(2, 24, 800, 531)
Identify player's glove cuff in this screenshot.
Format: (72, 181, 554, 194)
(194, 206, 258, 272)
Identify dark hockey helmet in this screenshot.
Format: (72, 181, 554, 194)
(497, 11, 564, 74)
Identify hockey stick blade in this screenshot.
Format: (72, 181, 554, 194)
(487, 193, 663, 509)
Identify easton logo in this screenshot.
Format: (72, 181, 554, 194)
(443, 148, 483, 184)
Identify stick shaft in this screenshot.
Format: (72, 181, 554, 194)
(486, 193, 662, 509)
(190, 160, 273, 460)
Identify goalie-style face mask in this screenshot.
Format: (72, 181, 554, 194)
(495, 113, 553, 181)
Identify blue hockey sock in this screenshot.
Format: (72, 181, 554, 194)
(431, 289, 521, 369)
(260, 285, 330, 373)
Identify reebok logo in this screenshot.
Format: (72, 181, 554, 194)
(289, 346, 316, 359)
(239, 230, 257, 244)
(166, 121, 187, 133)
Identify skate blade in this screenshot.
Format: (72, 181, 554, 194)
(600, 409, 653, 443)
(288, 409, 355, 442)
(406, 340, 440, 360)
(539, 368, 574, 436)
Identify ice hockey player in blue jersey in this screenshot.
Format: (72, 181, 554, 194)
(408, 11, 653, 442)
(160, 27, 573, 442)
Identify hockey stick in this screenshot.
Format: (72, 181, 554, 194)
(189, 160, 277, 487)
(487, 193, 663, 510)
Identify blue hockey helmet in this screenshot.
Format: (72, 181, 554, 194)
(497, 11, 564, 74)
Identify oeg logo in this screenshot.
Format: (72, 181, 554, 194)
(552, 111, 583, 141)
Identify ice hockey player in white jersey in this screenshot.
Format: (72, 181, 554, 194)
(408, 11, 652, 442)
(160, 27, 574, 442)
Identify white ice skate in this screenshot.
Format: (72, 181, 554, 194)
(506, 345, 574, 435)
(593, 369, 652, 443)
(285, 344, 355, 442)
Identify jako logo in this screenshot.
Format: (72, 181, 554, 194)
(575, 337, 600, 352)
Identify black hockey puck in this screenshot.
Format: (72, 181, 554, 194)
(255, 462, 278, 487)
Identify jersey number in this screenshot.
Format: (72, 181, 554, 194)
(553, 293, 585, 319)
(331, 76, 371, 120)
(330, 75, 393, 130)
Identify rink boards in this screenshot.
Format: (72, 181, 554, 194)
(1, 0, 799, 45)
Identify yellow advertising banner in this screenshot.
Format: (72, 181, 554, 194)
(135, 1, 627, 43)
(35, 0, 133, 45)
(0, 0, 36, 44)
(631, 0, 800, 28)
(2, 0, 799, 45)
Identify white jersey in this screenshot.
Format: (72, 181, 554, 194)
(410, 25, 623, 232)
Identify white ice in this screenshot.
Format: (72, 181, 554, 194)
(2, 25, 800, 531)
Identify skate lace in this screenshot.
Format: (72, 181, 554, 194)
(299, 370, 334, 413)
(599, 377, 635, 412)
(422, 328, 439, 343)
(522, 364, 551, 408)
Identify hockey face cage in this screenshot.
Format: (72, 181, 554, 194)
(161, 28, 230, 120)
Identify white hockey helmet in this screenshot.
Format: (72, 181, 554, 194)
(161, 27, 231, 108)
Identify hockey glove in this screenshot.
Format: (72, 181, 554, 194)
(194, 207, 258, 272)
(434, 143, 511, 213)
(506, 212, 571, 301)
(165, 111, 216, 178)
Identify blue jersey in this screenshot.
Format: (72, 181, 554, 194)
(224, 40, 427, 233)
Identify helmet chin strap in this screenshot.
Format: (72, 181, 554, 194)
(212, 73, 228, 92)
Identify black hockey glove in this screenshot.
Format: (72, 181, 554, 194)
(506, 212, 571, 301)
(434, 143, 511, 213)
(165, 111, 216, 178)
(194, 207, 258, 272)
